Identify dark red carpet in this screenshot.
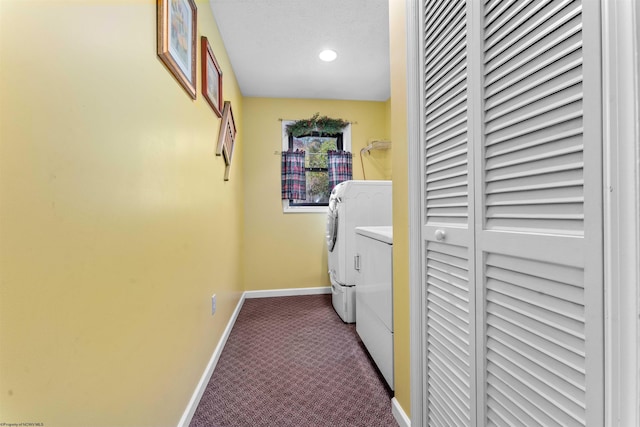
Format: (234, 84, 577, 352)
(190, 294, 398, 427)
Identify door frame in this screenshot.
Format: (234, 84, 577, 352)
(406, 1, 640, 426)
(406, 0, 424, 424)
(601, 1, 640, 426)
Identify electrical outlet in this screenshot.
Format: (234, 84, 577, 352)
(211, 294, 217, 315)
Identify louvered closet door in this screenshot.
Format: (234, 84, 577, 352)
(421, 1, 603, 426)
(423, 1, 477, 426)
(475, 0, 603, 426)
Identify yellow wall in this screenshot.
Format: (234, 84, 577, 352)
(242, 98, 389, 290)
(389, 0, 411, 418)
(0, 1, 244, 425)
(381, 98, 393, 180)
(363, 103, 392, 180)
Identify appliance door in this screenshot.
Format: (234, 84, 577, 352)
(326, 194, 339, 252)
(327, 191, 344, 288)
(355, 232, 394, 388)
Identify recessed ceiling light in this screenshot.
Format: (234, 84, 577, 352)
(319, 49, 337, 62)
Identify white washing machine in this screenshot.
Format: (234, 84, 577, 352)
(326, 180, 392, 323)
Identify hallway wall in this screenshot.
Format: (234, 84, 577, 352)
(0, 1, 244, 425)
(389, 0, 411, 418)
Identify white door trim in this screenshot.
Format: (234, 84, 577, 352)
(406, 0, 424, 425)
(602, 1, 640, 425)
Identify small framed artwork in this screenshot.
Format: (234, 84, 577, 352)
(157, 0, 197, 99)
(216, 101, 236, 180)
(201, 36, 223, 117)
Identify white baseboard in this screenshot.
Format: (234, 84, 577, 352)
(392, 397, 411, 427)
(177, 293, 246, 427)
(244, 286, 331, 299)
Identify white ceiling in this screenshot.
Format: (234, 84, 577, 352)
(208, 0, 390, 101)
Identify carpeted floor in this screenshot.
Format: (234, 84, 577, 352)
(190, 294, 398, 427)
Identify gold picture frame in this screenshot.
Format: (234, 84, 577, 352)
(157, 0, 197, 99)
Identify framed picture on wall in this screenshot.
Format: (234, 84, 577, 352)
(201, 36, 223, 117)
(216, 101, 236, 180)
(157, 0, 197, 99)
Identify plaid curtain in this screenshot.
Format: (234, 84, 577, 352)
(281, 150, 306, 200)
(328, 150, 353, 190)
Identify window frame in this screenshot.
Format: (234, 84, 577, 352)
(281, 121, 351, 214)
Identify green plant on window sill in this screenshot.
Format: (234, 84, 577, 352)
(286, 113, 349, 137)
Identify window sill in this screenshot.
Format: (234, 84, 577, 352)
(282, 201, 328, 214)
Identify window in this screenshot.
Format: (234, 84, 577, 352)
(282, 121, 351, 213)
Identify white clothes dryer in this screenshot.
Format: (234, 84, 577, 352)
(326, 180, 392, 323)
